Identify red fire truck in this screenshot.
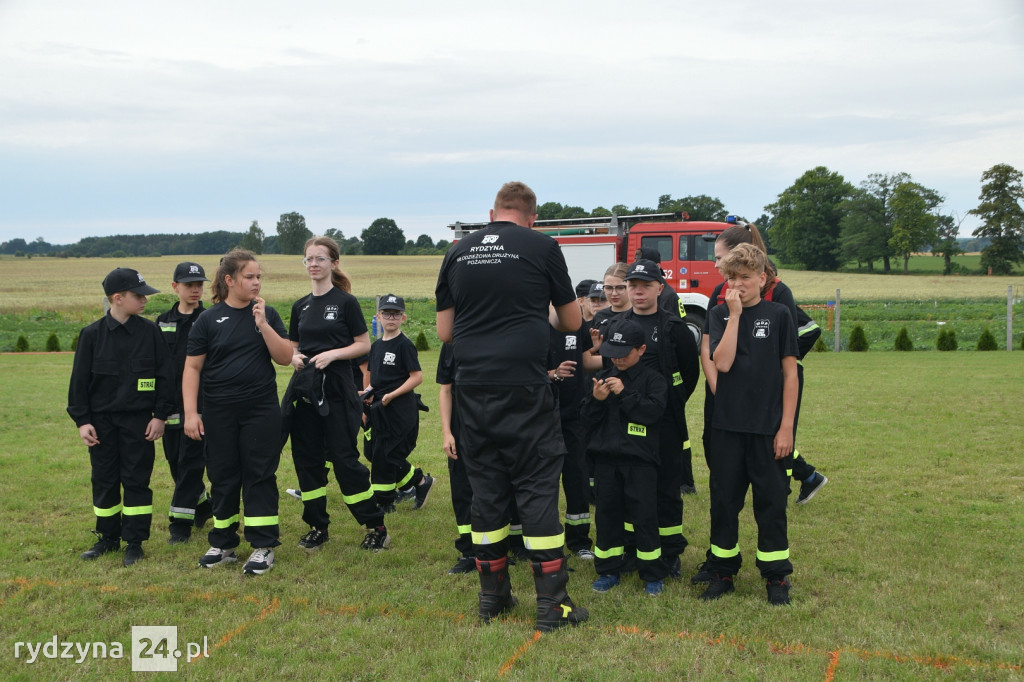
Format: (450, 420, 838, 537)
(449, 212, 739, 342)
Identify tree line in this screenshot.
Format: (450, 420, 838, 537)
(4, 164, 1021, 272)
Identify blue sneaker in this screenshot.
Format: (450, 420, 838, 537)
(592, 574, 621, 592)
(645, 580, 664, 596)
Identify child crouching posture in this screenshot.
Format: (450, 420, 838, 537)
(580, 318, 668, 596)
(703, 243, 799, 605)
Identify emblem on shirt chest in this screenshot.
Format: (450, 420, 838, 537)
(753, 319, 771, 339)
(383, 352, 397, 366)
(564, 336, 577, 350)
(324, 305, 339, 321)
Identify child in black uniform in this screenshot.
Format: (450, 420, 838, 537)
(703, 244, 799, 605)
(364, 294, 432, 533)
(157, 262, 213, 544)
(68, 267, 174, 567)
(582, 318, 668, 596)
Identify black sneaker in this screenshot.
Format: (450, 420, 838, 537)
(298, 528, 329, 552)
(168, 532, 191, 545)
(796, 473, 828, 504)
(699, 574, 735, 601)
(691, 561, 713, 584)
(413, 474, 434, 510)
(361, 527, 391, 551)
(766, 578, 791, 605)
(80, 532, 120, 560)
(123, 543, 144, 567)
(198, 546, 237, 568)
(447, 556, 476, 575)
(394, 487, 416, 504)
(666, 555, 682, 579)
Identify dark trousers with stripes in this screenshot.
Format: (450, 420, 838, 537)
(203, 394, 281, 550)
(88, 410, 155, 543)
(162, 427, 209, 535)
(560, 418, 592, 552)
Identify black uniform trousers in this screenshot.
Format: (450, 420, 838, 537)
(560, 418, 592, 553)
(656, 417, 688, 560)
(455, 385, 566, 563)
(290, 398, 383, 530)
(448, 453, 474, 557)
(365, 394, 423, 506)
(594, 461, 665, 582)
(203, 394, 281, 550)
(89, 410, 155, 543)
(788, 364, 816, 482)
(162, 427, 209, 535)
(706, 427, 792, 579)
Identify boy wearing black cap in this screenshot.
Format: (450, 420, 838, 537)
(582, 318, 668, 596)
(620, 259, 699, 578)
(67, 268, 174, 566)
(156, 262, 213, 544)
(363, 294, 432, 533)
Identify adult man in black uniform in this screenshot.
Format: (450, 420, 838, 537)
(436, 181, 588, 632)
(621, 259, 699, 578)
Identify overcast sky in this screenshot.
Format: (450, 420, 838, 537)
(1, 0, 1022, 246)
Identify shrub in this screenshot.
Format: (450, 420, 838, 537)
(812, 337, 828, 353)
(414, 330, 430, 352)
(15, 335, 29, 352)
(976, 328, 998, 351)
(71, 334, 79, 352)
(848, 325, 869, 352)
(936, 327, 958, 351)
(894, 327, 913, 351)
(45, 332, 61, 352)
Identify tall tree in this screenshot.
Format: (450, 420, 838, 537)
(361, 218, 405, 255)
(415, 234, 435, 249)
(764, 166, 854, 271)
(276, 212, 312, 255)
(839, 188, 887, 271)
(537, 202, 564, 220)
(889, 182, 939, 274)
(932, 213, 964, 275)
(970, 163, 1024, 275)
(665, 194, 728, 221)
(239, 220, 264, 254)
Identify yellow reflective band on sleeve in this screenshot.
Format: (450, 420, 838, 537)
(672, 372, 682, 386)
(524, 532, 565, 551)
(243, 515, 279, 527)
(627, 423, 647, 437)
(364, 428, 372, 441)
(166, 418, 181, 426)
(711, 543, 740, 558)
(301, 487, 327, 502)
(137, 378, 155, 391)
(636, 547, 662, 561)
(214, 514, 239, 529)
(623, 522, 634, 532)
(457, 523, 472, 535)
(159, 324, 177, 333)
(93, 503, 123, 517)
(798, 321, 820, 335)
(122, 504, 152, 516)
(659, 525, 683, 536)
(757, 548, 790, 562)
(397, 468, 415, 489)
(472, 525, 510, 545)
(342, 488, 374, 505)
(371, 482, 396, 493)
(594, 545, 624, 559)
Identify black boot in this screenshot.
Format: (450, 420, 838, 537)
(80, 531, 120, 560)
(532, 557, 589, 632)
(477, 557, 517, 623)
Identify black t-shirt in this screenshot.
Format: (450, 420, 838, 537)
(289, 287, 368, 395)
(187, 300, 287, 402)
(591, 306, 626, 338)
(157, 301, 205, 416)
(435, 221, 575, 386)
(631, 311, 661, 374)
(708, 299, 797, 435)
(548, 322, 593, 420)
(368, 334, 421, 393)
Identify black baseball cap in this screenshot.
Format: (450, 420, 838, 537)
(599, 319, 645, 358)
(623, 259, 664, 283)
(172, 262, 209, 283)
(575, 279, 597, 298)
(378, 293, 405, 312)
(102, 268, 160, 296)
(636, 246, 662, 263)
(588, 282, 606, 300)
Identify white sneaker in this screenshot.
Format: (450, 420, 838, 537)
(243, 548, 275, 575)
(285, 488, 302, 501)
(198, 546, 237, 568)
(575, 548, 596, 561)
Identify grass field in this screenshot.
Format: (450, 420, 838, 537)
(1, 352, 1022, 679)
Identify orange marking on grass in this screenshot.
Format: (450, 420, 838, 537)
(189, 597, 280, 664)
(824, 650, 840, 681)
(498, 630, 541, 676)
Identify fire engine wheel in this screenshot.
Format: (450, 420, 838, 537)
(684, 309, 704, 348)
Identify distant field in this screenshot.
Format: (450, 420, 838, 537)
(1, 254, 1022, 312)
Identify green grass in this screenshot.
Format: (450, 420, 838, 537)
(1, 352, 1022, 679)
